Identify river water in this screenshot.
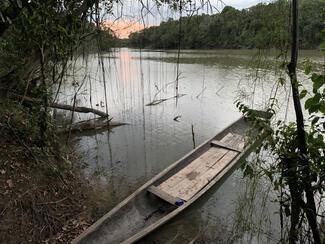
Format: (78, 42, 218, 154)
(58, 48, 323, 243)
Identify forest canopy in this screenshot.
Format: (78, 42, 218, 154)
(129, 0, 325, 49)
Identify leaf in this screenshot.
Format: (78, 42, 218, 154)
(304, 62, 312, 75)
(311, 116, 320, 125)
(305, 93, 321, 110)
(309, 103, 321, 113)
(305, 97, 314, 110)
(320, 101, 325, 114)
(312, 73, 325, 90)
(299, 90, 307, 99)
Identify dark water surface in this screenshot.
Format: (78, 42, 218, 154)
(58, 48, 323, 243)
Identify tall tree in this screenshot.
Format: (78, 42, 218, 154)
(287, 0, 321, 242)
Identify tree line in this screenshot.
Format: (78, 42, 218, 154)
(128, 0, 324, 49)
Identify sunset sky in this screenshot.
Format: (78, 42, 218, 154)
(102, 20, 146, 39)
(106, 0, 263, 38)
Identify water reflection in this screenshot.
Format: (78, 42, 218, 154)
(58, 48, 322, 243)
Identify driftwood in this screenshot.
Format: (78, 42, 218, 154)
(17, 95, 109, 118)
(146, 94, 186, 106)
(49, 102, 108, 118)
(58, 118, 128, 134)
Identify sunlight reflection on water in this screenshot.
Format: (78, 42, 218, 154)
(57, 48, 322, 243)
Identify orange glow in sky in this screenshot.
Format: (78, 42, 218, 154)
(102, 20, 146, 39)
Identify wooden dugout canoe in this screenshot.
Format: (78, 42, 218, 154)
(73, 110, 271, 244)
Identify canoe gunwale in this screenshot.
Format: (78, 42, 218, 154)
(73, 115, 254, 244)
(122, 118, 258, 243)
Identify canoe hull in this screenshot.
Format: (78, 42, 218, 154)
(73, 115, 261, 244)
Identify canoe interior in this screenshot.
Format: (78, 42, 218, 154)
(155, 133, 245, 202)
(77, 116, 256, 244)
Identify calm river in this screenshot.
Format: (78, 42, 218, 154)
(58, 48, 323, 243)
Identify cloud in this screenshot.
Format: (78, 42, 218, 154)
(104, 0, 266, 37)
(102, 20, 146, 39)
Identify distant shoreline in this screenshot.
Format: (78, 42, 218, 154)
(113, 47, 323, 55)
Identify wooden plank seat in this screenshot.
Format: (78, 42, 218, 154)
(150, 133, 245, 202)
(147, 186, 184, 206)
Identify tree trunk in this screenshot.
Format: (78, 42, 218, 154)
(50, 102, 109, 118)
(287, 0, 321, 243)
(285, 159, 302, 243)
(17, 95, 109, 118)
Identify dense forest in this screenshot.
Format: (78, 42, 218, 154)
(129, 0, 324, 49)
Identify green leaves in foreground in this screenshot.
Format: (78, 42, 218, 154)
(303, 62, 325, 114)
(299, 89, 307, 99)
(311, 73, 325, 91)
(236, 58, 325, 201)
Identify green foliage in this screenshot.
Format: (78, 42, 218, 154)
(0, 0, 118, 141)
(129, 0, 324, 50)
(302, 60, 325, 192)
(98, 29, 116, 51)
(0, 1, 116, 94)
(236, 49, 325, 241)
(235, 6, 325, 241)
(0, 99, 57, 146)
(304, 64, 325, 114)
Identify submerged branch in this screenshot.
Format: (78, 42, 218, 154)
(216, 86, 225, 95)
(196, 87, 207, 99)
(146, 94, 186, 106)
(57, 118, 129, 134)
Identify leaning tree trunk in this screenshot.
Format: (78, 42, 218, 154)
(287, 0, 321, 243)
(16, 95, 109, 118)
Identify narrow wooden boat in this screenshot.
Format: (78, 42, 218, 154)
(73, 111, 270, 244)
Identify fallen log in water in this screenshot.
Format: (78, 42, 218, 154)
(57, 118, 129, 134)
(16, 95, 109, 118)
(50, 102, 108, 118)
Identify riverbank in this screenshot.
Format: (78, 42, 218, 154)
(0, 144, 89, 243)
(0, 100, 110, 243)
